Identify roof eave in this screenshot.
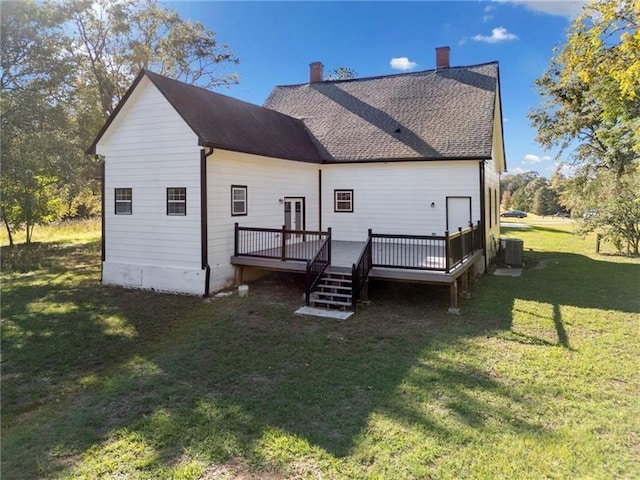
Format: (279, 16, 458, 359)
(198, 140, 323, 164)
(321, 154, 492, 165)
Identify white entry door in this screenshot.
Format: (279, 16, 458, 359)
(284, 198, 304, 235)
(446, 196, 472, 232)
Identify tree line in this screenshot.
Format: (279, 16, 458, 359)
(2, 0, 638, 254)
(526, 0, 639, 255)
(500, 171, 562, 217)
(1, 0, 239, 245)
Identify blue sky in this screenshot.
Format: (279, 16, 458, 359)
(169, 1, 587, 177)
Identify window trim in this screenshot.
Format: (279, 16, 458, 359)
(334, 189, 354, 213)
(114, 188, 132, 215)
(166, 187, 187, 216)
(231, 185, 248, 217)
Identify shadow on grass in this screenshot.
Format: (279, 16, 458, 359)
(500, 224, 575, 236)
(2, 240, 638, 477)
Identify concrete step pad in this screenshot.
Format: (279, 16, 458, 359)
(295, 306, 354, 320)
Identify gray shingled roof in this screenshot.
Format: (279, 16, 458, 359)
(144, 71, 324, 163)
(88, 70, 324, 162)
(90, 63, 500, 164)
(264, 62, 499, 162)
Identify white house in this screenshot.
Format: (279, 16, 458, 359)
(88, 47, 506, 310)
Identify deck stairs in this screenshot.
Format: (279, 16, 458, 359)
(308, 268, 354, 311)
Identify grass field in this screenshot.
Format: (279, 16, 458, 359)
(1, 218, 639, 479)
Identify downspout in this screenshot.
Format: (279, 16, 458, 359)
(318, 169, 322, 231)
(201, 146, 215, 296)
(101, 159, 106, 280)
(479, 161, 487, 272)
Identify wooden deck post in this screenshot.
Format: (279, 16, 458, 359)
(445, 230, 450, 272)
(448, 278, 459, 315)
(360, 279, 369, 302)
(235, 265, 244, 284)
(327, 227, 332, 265)
(234, 223, 239, 256)
(461, 270, 471, 299)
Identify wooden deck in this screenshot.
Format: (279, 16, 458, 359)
(231, 239, 481, 283)
(232, 223, 484, 312)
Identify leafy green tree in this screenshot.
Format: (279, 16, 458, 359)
(509, 188, 527, 212)
(500, 171, 539, 195)
(1, 0, 239, 244)
(504, 175, 549, 213)
(1, 1, 72, 244)
(500, 190, 511, 210)
(532, 186, 560, 216)
(529, 0, 639, 176)
(529, 0, 639, 254)
(65, 0, 239, 119)
(579, 169, 640, 255)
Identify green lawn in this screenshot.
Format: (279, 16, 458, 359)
(2, 219, 639, 479)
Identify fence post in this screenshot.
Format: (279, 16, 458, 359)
(327, 227, 332, 265)
(445, 230, 450, 272)
(281, 225, 286, 261)
(234, 223, 239, 256)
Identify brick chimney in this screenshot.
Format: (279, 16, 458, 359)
(436, 46, 450, 69)
(309, 62, 324, 83)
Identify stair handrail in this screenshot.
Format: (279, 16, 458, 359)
(305, 228, 332, 305)
(351, 231, 373, 310)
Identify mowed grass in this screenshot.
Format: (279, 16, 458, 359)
(1, 219, 639, 479)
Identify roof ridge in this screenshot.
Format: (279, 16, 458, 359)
(271, 61, 499, 89)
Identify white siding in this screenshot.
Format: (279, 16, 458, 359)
(484, 157, 501, 261)
(321, 161, 482, 242)
(485, 93, 507, 261)
(207, 149, 320, 291)
(97, 77, 204, 294)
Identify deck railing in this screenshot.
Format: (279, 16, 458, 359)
(305, 229, 332, 304)
(234, 223, 330, 262)
(351, 235, 373, 309)
(371, 233, 448, 271)
(372, 221, 481, 273)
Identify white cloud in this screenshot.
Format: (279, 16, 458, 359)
(390, 57, 418, 71)
(516, 1, 586, 18)
(494, 0, 587, 18)
(524, 154, 553, 163)
(483, 5, 495, 22)
(473, 27, 518, 44)
(509, 167, 528, 174)
(555, 162, 575, 176)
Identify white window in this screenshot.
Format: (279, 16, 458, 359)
(334, 189, 353, 213)
(114, 188, 132, 215)
(231, 185, 247, 216)
(167, 187, 186, 216)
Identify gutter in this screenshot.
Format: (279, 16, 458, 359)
(101, 159, 106, 279)
(201, 146, 215, 296)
